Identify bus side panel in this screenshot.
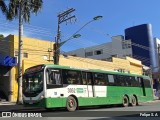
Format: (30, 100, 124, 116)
(138, 89, 153, 103)
(78, 86, 107, 106)
(45, 97, 66, 108)
(107, 86, 144, 104)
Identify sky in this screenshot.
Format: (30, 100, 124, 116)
(0, 0, 160, 52)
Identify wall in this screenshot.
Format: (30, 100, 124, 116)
(0, 35, 11, 56)
(126, 57, 143, 75)
(59, 55, 142, 75)
(10, 35, 54, 102)
(66, 35, 132, 61)
(112, 36, 132, 58)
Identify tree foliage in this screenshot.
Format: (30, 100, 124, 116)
(0, 0, 43, 23)
(0, 34, 4, 40)
(0, 0, 7, 15)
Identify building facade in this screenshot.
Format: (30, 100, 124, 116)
(0, 35, 54, 102)
(67, 24, 156, 68)
(66, 35, 132, 61)
(125, 24, 153, 67)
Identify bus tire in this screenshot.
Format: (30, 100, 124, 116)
(66, 96, 77, 112)
(131, 95, 137, 106)
(122, 96, 129, 107)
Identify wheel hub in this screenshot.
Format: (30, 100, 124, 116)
(69, 100, 74, 107)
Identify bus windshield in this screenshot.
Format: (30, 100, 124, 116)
(23, 70, 43, 97)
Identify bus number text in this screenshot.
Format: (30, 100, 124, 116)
(68, 88, 76, 93)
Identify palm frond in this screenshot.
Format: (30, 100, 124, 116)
(1, 0, 43, 23)
(0, 0, 8, 15)
(31, 0, 43, 14)
(7, 0, 19, 20)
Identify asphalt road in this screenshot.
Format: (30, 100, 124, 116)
(1, 100, 160, 120)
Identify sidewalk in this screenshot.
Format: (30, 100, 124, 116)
(0, 102, 39, 112)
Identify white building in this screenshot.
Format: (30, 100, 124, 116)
(66, 35, 132, 61)
(152, 38, 160, 73)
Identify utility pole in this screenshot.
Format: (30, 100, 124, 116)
(54, 8, 76, 65)
(17, 0, 23, 104)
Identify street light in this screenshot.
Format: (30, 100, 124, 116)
(71, 16, 103, 37)
(58, 15, 103, 49)
(93, 16, 103, 20)
(53, 34, 81, 63)
(58, 34, 81, 50)
(59, 34, 81, 47)
(54, 15, 103, 65)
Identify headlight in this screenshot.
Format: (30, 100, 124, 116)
(40, 95, 44, 99)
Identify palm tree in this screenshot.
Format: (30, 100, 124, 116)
(0, 0, 43, 104)
(0, 0, 7, 15)
(7, 0, 43, 22)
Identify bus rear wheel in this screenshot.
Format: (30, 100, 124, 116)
(66, 96, 77, 112)
(122, 96, 129, 107)
(131, 96, 137, 106)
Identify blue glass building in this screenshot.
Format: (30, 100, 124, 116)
(125, 24, 153, 67)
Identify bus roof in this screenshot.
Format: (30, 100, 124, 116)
(42, 64, 149, 78)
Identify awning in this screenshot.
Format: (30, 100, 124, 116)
(0, 55, 17, 67)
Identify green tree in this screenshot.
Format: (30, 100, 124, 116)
(0, 0, 43, 104)
(0, 34, 4, 40)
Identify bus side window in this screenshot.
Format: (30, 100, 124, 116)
(108, 75, 115, 86)
(48, 69, 62, 85)
(87, 72, 92, 85)
(127, 76, 132, 86)
(105, 74, 109, 85)
(82, 72, 93, 85)
(144, 79, 151, 88)
(93, 73, 106, 86)
(134, 76, 140, 87)
(62, 70, 82, 85)
(137, 77, 141, 87)
(119, 75, 126, 86)
(114, 75, 122, 86)
(82, 72, 87, 85)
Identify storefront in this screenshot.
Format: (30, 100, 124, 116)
(0, 55, 17, 101)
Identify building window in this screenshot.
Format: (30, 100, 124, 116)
(71, 54, 77, 57)
(85, 51, 93, 57)
(111, 54, 118, 57)
(94, 50, 103, 55)
(23, 52, 28, 58)
(122, 40, 131, 49)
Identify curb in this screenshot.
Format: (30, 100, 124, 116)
(0, 102, 16, 106)
(144, 99, 160, 103)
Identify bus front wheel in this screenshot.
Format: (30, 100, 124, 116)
(131, 96, 137, 106)
(122, 96, 129, 107)
(66, 96, 77, 112)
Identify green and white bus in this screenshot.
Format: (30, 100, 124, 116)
(22, 64, 153, 111)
